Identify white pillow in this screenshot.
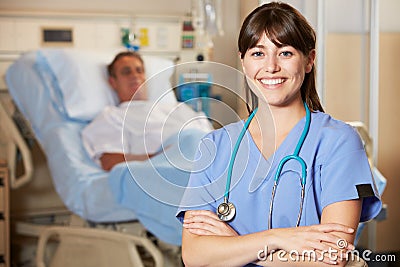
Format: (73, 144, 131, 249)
(34, 48, 176, 121)
(143, 55, 177, 105)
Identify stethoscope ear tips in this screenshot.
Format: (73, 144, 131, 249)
(217, 202, 236, 222)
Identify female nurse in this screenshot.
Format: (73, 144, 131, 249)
(176, 2, 382, 266)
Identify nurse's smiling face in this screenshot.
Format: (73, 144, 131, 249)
(241, 33, 315, 108)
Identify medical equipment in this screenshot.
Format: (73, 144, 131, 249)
(217, 102, 311, 229)
(177, 72, 212, 116)
(216, 106, 257, 221)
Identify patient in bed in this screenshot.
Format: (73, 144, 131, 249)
(82, 51, 213, 171)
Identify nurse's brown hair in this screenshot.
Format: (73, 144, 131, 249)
(238, 2, 324, 113)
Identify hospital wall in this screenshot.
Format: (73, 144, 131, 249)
(0, 0, 242, 122)
(321, 1, 400, 252)
(325, 32, 400, 253)
(0, 0, 241, 70)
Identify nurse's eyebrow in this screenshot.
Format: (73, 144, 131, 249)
(254, 44, 265, 49)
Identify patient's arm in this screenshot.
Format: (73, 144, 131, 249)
(100, 152, 157, 171)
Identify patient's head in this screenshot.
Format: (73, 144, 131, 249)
(107, 51, 147, 103)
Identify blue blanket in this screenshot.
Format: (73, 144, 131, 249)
(109, 129, 207, 245)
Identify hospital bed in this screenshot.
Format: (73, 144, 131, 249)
(3, 48, 213, 266)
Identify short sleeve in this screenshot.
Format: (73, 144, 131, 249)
(176, 134, 224, 223)
(320, 126, 382, 222)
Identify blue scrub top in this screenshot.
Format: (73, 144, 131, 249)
(177, 111, 382, 235)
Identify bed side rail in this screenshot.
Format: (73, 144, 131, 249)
(36, 226, 164, 267)
(0, 100, 33, 188)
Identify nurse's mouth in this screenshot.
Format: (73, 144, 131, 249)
(259, 78, 285, 85)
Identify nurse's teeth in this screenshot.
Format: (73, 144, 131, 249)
(260, 79, 284, 85)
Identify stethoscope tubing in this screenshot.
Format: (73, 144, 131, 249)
(218, 102, 311, 228)
(224, 107, 258, 201)
(268, 102, 310, 228)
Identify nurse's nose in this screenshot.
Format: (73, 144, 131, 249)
(264, 56, 280, 73)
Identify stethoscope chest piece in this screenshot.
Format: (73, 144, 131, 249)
(217, 202, 236, 221)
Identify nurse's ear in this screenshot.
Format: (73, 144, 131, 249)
(305, 49, 316, 73)
(239, 52, 246, 73)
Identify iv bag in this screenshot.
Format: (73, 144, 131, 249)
(192, 0, 224, 37)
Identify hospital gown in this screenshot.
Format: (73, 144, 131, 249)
(177, 111, 382, 234)
(82, 100, 213, 165)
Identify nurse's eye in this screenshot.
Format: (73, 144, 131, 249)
(280, 51, 293, 57)
(251, 51, 264, 58)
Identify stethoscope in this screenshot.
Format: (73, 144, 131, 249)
(216, 102, 311, 229)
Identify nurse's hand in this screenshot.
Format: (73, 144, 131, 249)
(183, 210, 238, 237)
(269, 224, 355, 265)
